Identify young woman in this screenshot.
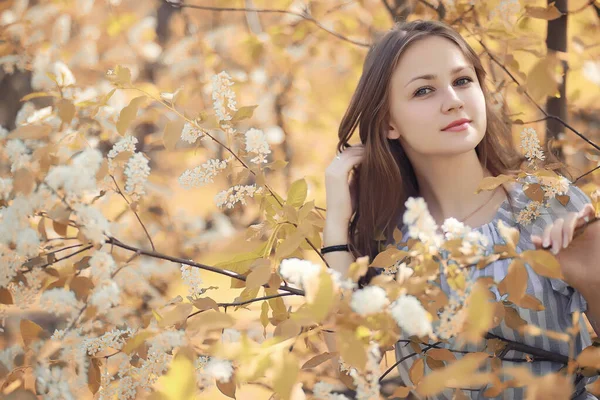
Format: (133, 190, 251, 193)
(323, 20, 600, 399)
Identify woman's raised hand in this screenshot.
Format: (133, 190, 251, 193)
(324, 144, 365, 222)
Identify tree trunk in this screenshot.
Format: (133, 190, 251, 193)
(545, 0, 568, 161)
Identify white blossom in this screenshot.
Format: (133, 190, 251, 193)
(214, 184, 263, 209)
(0, 345, 24, 371)
(0, 177, 13, 200)
(35, 365, 75, 400)
(5, 139, 31, 172)
(313, 381, 350, 400)
(16, 228, 39, 258)
(89, 281, 121, 315)
(39, 288, 83, 321)
(244, 128, 271, 164)
(73, 203, 111, 245)
(350, 286, 389, 316)
(89, 251, 117, 282)
(520, 127, 545, 166)
(107, 135, 138, 173)
(179, 158, 229, 189)
(389, 295, 433, 337)
(124, 152, 151, 201)
(221, 328, 241, 344)
(203, 357, 233, 383)
(403, 197, 444, 252)
(82, 327, 135, 356)
(278, 258, 321, 288)
(211, 71, 237, 122)
(180, 263, 202, 296)
(180, 122, 207, 144)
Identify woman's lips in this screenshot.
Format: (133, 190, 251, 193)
(442, 121, 470, 132)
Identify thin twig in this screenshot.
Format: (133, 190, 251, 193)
(174, 3, 370, 47)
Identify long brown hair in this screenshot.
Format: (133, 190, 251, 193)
(337, 19, 537, 264)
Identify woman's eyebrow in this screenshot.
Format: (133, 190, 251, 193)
(404, 65, 474, 87)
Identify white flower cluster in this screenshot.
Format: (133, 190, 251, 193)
(441, 217, 489, 257)
(349, 342, 381, 400)
(35, 364, 75, 400)
(389, 295, 433, 337)
(124, 152, 150, 201)
(108, 135, 138, 170)
(313, 381, 350, 400)
(403, 197, 444, 252)
(73, 203, 111, 245)
(221, 328, 241, 343)
(89, 281, 121, 315)
(538, 175, 570, 200)
(82, 327, 136, 356)
(350, 286, 389, 316)
(178, 158, 229, 189)
(516, 200, 543, 225)
(278, 257, 321, 288)
(0, 345, 24, 371)
(8, 267, 45, 308)
(214, 184, 263, 209)
(211, 71, 237, 123)
(203, 357, 234, 383)
(89, 250, 117, 282)
(520, 127, 545, 167)
(180, 122, 208, 144)
(180, 263, 203, 296)
(0, 177, 13, 200)
(244, 128, 271, 164)
(5, 139, 33, 172)
(45, 148, 103, 200)
(39, 288, 83, 322)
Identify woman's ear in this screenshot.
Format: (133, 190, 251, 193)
(387, 124, 401, 140)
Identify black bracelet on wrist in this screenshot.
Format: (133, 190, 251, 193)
(320, 244, 350, 255)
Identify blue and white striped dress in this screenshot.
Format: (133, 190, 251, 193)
(392, 176, 599, 399)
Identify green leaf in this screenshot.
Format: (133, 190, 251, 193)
(232, 105, 258, 122)
(286, 178, 307, 208)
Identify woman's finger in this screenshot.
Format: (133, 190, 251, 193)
(574, 203, 595, 229)
(549, 218, 564, 255)
(562, 212, 579, 249)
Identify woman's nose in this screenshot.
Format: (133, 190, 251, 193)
(442, 87, 464, 113)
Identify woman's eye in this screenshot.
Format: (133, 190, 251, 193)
(413, 76, 473, 97)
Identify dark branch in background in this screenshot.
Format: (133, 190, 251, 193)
(106, 236, 305, 296)
(166, 1, 370, 47)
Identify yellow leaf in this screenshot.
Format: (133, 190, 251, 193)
(503, 306, 526, 330)
(216, 373, 237, 398)
(461, 281, 494, 344)
(0, 288, 13, 305)
(114, 65, 132, 86)
(292, 270, 334, 324)
(231, 105, 258, 122)
(336, 329, 367, 372)
(275, 230, 304, 260)
(57, 98, 76, 124)
(416, 352, 489, 396)
(497, 259, 528, 302)
(191, 297, 219, 312)
(69, 276, 95, 301)
(20, 319, 45, 347)
(20, 91, 59, 102)
(116, 96, 146, 135)
(13, 168, 35, 196)
(409, 358, 425, 385)
(260, 301, 269, 329)
(475, 175, 514, 193)
(153, 352, 196, 400)
(390, 385, 412, 398)
(301, 352, 337, 369)
(426, 348, 456, 362)
(246, 260, 271, 290)
(524, 4, 563, 20)
(272, 352, 300, 400)
(186, 310, 235, 334)
(523, 183, 545, 203)
(496, 219, 520, 251)
(163, 119, 184, 151)
(88, 357, 102, 394)
(8, 124, 52, 140)
(122, 331, 157, 355)
(158, 303, 193, 328)
(286, 178, 307, 208)
(520, 249, 562, 279)
(525, 53, 561, 102)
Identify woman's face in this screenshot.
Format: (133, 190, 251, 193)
(387, 36, 487, 156)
